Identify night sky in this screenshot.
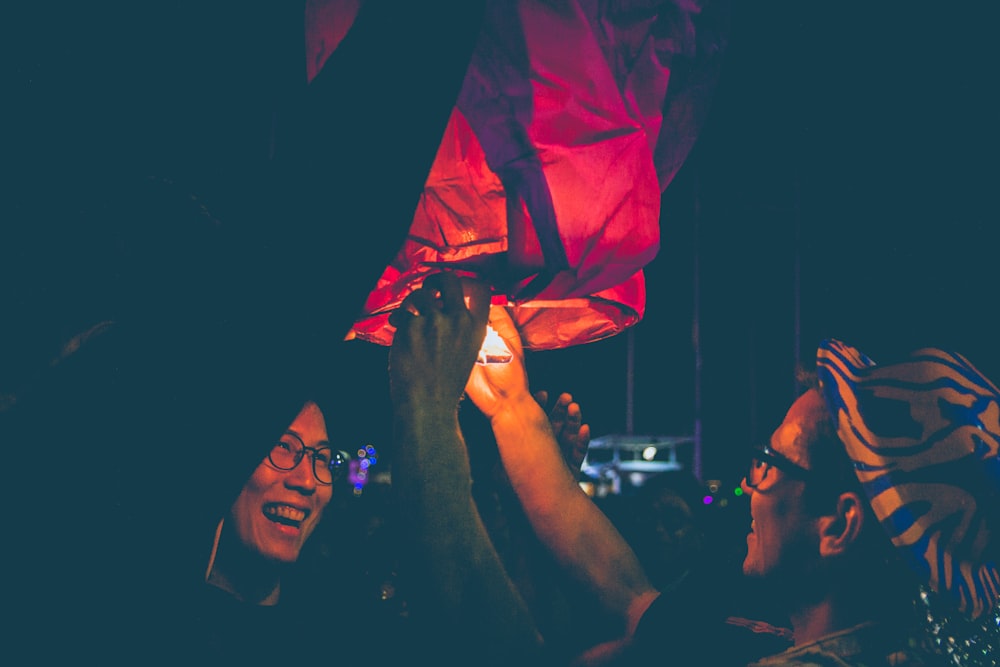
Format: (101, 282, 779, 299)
(6, 3, 998, 493)
(524, 3, 999, 489)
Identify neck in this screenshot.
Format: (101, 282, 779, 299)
(788, 598, 838, 645)
(205, 518, 282, 605)
(787, 586, 877, 646)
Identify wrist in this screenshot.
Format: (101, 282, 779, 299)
(488, 390, 546, 430)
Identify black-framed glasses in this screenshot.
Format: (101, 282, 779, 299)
(746, 443, 814, 490)
(267, 433, 349, 486)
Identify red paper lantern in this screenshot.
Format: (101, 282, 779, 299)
(306, 0, 726, 349)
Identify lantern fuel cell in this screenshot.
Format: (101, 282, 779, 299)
(476, 324, 513, 365)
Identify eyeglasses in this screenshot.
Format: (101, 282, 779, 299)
(267, 433, 349, 486)
(745, 444, 814, 490)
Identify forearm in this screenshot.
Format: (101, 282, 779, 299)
(489, 393, 658, 630)
(391, 398, 544, 652)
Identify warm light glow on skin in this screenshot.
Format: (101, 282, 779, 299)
(477, 324, 513, 365)
(228, 402, 333, 563)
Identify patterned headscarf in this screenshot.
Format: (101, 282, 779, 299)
(816, 339, 1000, 621)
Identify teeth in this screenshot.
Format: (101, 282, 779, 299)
(264, 504, 306, 523)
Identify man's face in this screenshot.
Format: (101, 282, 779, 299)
(742, 389, 825, 579)
(229, 401, 334, 563)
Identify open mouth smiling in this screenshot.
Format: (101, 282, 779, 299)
(262, 503, 310, 528)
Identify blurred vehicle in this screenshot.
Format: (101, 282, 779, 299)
(580, 434, 694, 496)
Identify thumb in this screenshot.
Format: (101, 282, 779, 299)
(486, 303, 523, 356)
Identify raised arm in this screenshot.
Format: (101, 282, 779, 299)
(464, 306, 660, 640)
(387, 272, 543, 659)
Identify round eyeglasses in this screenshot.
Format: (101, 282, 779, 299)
(267, 433, 349, 486)
(746, 444, 814, 490)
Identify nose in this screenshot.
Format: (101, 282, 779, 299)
(283, 454, 318, 495)
(740, 477, 753, 495)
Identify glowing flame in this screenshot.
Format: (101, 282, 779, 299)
(477, 324, 512, 365)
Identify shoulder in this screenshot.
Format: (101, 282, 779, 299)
(632, 595, 792, 666)
(749, 623, 935, 667)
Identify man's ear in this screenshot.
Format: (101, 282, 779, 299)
(818, 491, 865, 557)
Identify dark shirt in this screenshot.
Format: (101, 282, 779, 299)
(631, 586, 793, 667)
(175, 580, 373, 666)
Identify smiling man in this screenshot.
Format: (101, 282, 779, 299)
(735, 383, 918, 663)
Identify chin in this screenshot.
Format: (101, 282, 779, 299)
(741, 557, 762, 578)
(252, 533, 304, 564)
(262, 545, 301, 563)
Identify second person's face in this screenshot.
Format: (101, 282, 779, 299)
(742, 389, 824, 580)
(228, 401, 334, 563)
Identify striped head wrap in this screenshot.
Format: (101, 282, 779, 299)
(816, 339, 1000, 620)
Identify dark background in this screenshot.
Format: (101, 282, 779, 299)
(5, 2, 998, 495)
(521, 2, 1000, 491)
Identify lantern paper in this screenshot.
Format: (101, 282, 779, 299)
(306, 0, 728, 349)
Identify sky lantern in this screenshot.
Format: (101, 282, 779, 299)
(306, 0, 728, 350)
